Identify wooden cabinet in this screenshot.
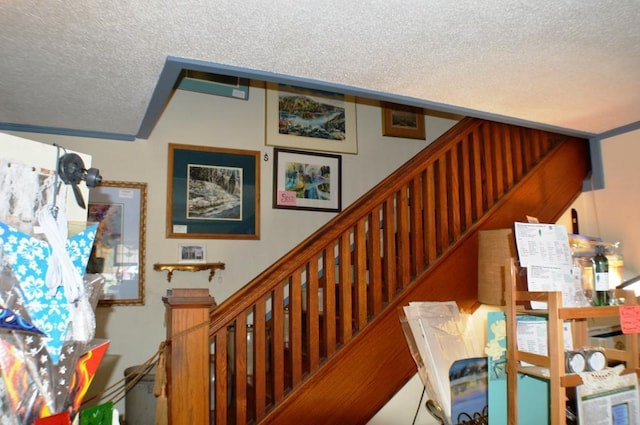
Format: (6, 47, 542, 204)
(504, 260, 639, 425)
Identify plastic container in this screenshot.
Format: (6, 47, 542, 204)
(124, 365, 156, 425)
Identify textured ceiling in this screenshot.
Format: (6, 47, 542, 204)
(1, 0, 639, 140)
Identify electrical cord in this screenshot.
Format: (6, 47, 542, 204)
(412, 385, 426, 425)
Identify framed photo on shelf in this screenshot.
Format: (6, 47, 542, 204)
(167, 143, 260, 239)
(265, 82, 358, 154)
(381, 102, 426, 140)
(87, 181, 147, 306)
(272, 148, 342, 212)
(178, 244, 207, 264)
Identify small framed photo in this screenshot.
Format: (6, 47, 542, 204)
(381, 102, 426, 140)
(273, 148, 342, 212)
(178, 244, 207, 264)
(266, 82, 358, 154)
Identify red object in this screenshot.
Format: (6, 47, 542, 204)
(68, 340, 111, 415)
(35, 412, 71, 425)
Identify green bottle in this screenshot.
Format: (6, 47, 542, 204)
(592, 245, 609, 306)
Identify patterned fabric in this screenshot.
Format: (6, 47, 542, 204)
(0, 221, 97, 363)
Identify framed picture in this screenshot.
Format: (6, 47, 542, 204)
(178, 244, 207, 264)
(382, 102, 426, 140)
(273, 148, 342, 212)
(87, 181, 147, 306)
(167, 143, 260, 239)
(178, 70, 250, 100)
(265, 82, 358, 154)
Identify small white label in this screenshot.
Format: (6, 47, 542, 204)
(173, 225, 188, 234)
(232, 89, 246, 99)
(118, 189, 134, 199)
(594, 271, 609, 291)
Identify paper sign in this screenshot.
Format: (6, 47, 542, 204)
(619, 305, 640, 334)
(513, 222, 572, 268)
(277, 190, 298, 206)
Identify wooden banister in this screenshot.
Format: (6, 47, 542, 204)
(165, 117, 591, 424)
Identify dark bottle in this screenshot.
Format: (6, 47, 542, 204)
(592, 245, 609, 306)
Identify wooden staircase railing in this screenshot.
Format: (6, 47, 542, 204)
(164, 117, 591, 424)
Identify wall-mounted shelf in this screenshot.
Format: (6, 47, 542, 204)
(153, 262, 225, 283)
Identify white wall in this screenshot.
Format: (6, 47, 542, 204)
(558, 129, 640, 281)
(7, 83, 459, 414)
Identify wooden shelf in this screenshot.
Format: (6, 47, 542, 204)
(505, 258, 639, 425)
(153, 262, 225, 282)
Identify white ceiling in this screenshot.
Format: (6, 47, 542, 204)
(1, 0, 639, 141)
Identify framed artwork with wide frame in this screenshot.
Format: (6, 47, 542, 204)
(167, 143, 260, 239)
(265, 82, 358, 154)
(382, 102, 426, 140)
(272, 147, 342, 212)
(87, 181, 147, 306)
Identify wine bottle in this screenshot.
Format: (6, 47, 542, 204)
(592, 245, 609, 306)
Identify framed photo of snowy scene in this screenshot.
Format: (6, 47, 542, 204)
(265, 83, 358, 154)
(167, 143, 260, 239)
(273, 148, 342, 212)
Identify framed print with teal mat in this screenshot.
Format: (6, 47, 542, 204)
(167, 143, 260, 239)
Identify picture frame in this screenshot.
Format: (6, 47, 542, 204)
(178, 244, 207, 264)
(381, 102, 426, 140)
(87, 181, 147, 306)
(273, 148, 342, 212)
(167, 143, 260, 239)
(265, 82, 358, 154)
(178, 70, 250, 100)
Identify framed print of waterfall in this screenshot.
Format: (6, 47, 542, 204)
(166, 143, 260, 239)
(265, 82, 358, 154)
(273, 148, 342, 212)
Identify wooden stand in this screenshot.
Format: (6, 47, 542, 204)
(504, 259, 639, 425)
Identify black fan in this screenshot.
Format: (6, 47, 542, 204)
(57, 152, 102, 209)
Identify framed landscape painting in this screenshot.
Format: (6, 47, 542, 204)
(272, 148, 342, 212)
(382, 102, 426, 140)
(265, 82, 358, 154)
(167, 143, 260, 239)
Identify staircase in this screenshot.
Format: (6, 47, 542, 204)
(164, 117, 591, 424)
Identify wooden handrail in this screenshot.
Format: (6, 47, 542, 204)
(164, 117, 589, 424)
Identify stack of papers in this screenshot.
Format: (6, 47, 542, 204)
(400, 301, 483, 424)
(514, 222, 586, 308)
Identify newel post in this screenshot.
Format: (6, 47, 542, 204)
(163, 288, 216, 425)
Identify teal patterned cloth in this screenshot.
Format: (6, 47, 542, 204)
(0, 221, 97, 363)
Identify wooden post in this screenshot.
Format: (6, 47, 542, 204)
(163, 288, 216, 425)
